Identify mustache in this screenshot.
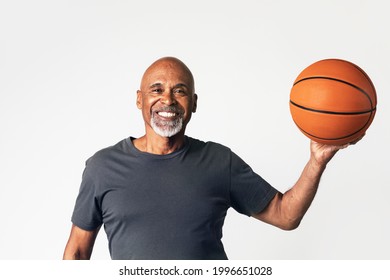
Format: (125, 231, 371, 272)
(152, 105, 184, 114)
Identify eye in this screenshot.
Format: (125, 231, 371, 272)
(152, 88, 163, 94)
(174, 88, 187, 96)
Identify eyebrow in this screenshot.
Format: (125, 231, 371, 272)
(149, 83, 163, 89)
(149, 83, 189, 89)
(174, 83, 189, 89)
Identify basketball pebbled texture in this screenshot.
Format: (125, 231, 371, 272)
(290, 59, 377, 145)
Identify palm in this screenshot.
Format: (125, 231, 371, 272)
(310, 141, 344, 166)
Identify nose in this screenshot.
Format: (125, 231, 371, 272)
(160, 91, 176, 105)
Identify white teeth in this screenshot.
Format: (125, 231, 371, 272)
(158, 112, 176, 117)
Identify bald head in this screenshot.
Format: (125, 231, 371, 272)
(136, 57, 198, 139)
(140, 57, 195, 93)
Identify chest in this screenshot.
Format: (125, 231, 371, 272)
(98, 159, 230, 228)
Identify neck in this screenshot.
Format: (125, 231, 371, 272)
(133, 131, 186, 155)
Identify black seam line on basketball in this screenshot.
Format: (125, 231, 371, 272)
(295, 122, 360, 141)
(350, 64, 377, 104)
(290, 100, 376, 115)
(292, 105, 374, 141)
(293, 114, 372, 141)
(293, 76, 374, 109)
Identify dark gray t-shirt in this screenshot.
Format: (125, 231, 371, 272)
(71, 136, 278, 259)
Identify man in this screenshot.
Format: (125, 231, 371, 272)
(63, 57, 354, 260)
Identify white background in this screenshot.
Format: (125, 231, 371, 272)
(1, 0, 389, 260)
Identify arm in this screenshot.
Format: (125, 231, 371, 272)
(253, 140, 350, 230)
(63, 224, 100, 260)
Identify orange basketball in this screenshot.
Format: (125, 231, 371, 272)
(289, 59, 377, 145)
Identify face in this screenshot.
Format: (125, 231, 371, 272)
(137, 58, 198, 138)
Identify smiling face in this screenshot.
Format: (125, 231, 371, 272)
(137, 57, 198, 138)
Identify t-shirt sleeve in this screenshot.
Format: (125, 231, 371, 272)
(71, 166, 103, 231)
(229, 151, 279, 216)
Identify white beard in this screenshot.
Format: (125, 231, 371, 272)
(151, 115, 183, 137)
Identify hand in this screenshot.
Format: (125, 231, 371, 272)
(310, 134, 364, 167)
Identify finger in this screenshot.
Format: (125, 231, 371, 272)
(350, 133, 365, 145)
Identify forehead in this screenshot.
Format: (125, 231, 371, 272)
(141, 60, 194, 89)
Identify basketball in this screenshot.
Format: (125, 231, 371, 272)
(289, 59, 377, 145)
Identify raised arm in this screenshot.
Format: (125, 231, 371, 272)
(253, 140, 350, 230)
(63, 224, 100, 260)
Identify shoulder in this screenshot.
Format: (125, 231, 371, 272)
(187, 137, 251, 170)
(187, 137, 233, 164)
(84, 138, 129, 170)
(188, 136, 232, 153)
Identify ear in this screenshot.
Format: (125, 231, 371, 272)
(192, 93, 198, 113)
(136, 90, 142, 109)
